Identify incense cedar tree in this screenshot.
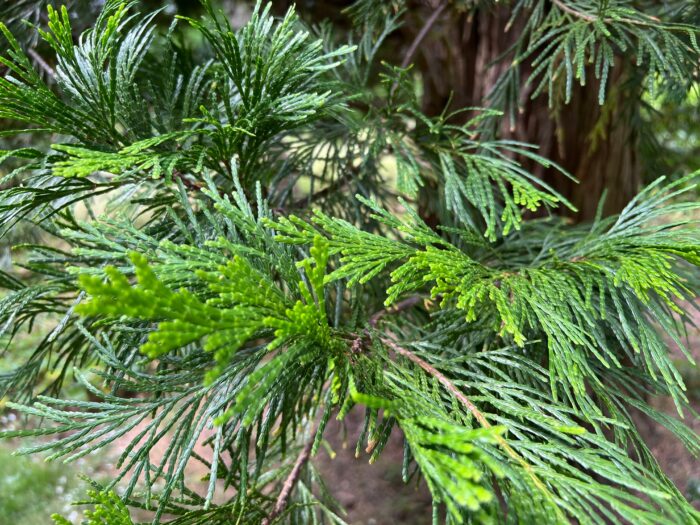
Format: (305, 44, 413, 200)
(0, 1, 700, 524)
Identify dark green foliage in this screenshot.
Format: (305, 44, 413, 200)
(1, 1, 700, 525)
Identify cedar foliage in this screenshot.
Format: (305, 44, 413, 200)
(0, 1, 699, 524)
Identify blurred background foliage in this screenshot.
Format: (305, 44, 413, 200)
(642, 81, 700, 177)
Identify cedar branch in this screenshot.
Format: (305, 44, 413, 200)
(381, 337, 567, 521)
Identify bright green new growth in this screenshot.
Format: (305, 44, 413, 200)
(76, 235, 338, 385)
(269, 178, 700, 407)
(52, 491, 133, 525)
(401, 418, 505, 517)
(1, 1, 700, 524)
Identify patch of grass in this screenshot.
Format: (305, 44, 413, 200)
(0, 442, 81, 525)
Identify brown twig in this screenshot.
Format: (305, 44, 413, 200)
(381, 337, 566, 521)
(550, 0, 596, 22)
(382, 337, 487, 425)
(400, 1, 448, 70)
(27, 48, 55, 78)
(291, 171, 354, 210)
(347, 295, 427, 358)
(261, 432, 316, 525)
(551, 0, 659, 26)
(172, 169, 203, 191)
(369, 295, 425, 328)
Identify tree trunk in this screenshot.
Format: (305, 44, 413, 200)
(279, 1, 642, 221)
(408, 4, 642, 220)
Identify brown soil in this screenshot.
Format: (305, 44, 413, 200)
(314, 409, 433, 524)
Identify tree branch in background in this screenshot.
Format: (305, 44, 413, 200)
(400, 1, 448, 69)
(390, 0, 447, 97)
(261, 429, 316, 525)
(551, 0, 659, 26)
(26, 48, 54, 78)
(369, 295, 425, 327)
(291, 171, 354, 210)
